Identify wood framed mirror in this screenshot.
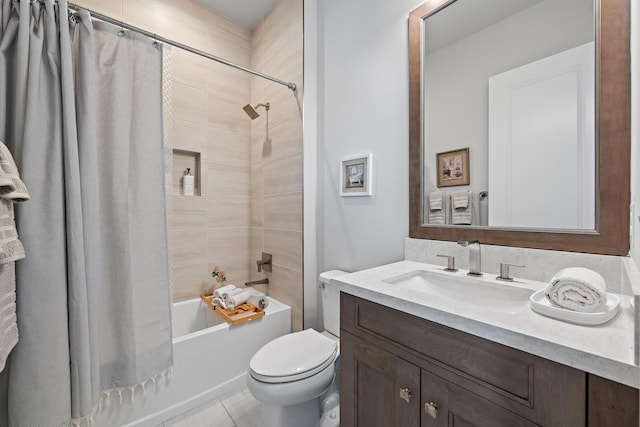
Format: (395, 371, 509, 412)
(409, 0, 630, 255)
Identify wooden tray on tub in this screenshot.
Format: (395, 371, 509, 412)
(201, 293, 265, 325)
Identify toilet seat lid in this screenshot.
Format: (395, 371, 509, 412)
(250, 329, 337, 383)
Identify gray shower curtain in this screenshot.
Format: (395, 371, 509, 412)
(0, 1, 173, 426)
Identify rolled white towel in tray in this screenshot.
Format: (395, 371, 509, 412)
(545, 267, 607, 313)
(227, 287, 245, 299)
(212, 297, 228, 309)
(226, 291, 250, 311)
(214, 284, 236, 300)
(248, 293, 269, 310)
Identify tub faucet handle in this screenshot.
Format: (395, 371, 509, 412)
(257, 252, 272, 272)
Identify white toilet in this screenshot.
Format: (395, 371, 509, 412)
(247, 270, 346, 427)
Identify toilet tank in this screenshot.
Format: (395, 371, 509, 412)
(319, 270, 348, 337)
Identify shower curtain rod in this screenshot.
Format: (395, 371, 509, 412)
(60, 2, 297, 92)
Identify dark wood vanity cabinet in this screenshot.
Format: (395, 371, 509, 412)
(341, 333, 421, 426)
(340, 293, 639, 427)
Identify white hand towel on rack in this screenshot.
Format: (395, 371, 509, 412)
(471, 192, 481, 226)
(427, 192, 445, 224)
(452, 190, 469, 209)
(451, 190, 472, 225)
(0, 141, 29, 373)
(429, 191, 443, 210)
(545, 267, 607, 313)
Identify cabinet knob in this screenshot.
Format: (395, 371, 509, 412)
(424, 401, 438, 419)
(399, 387, 412, 403)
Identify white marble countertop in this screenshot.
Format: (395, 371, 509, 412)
(333, 260, 639, 389)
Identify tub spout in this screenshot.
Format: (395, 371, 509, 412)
(245, 278, 269, 286)
(458, 240, 482, 276)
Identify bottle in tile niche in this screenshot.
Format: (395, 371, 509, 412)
(182, 168, 194, 196)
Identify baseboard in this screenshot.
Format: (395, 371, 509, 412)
(122, 372, 248, 427)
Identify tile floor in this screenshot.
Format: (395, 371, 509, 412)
(161, 388, 261, 427)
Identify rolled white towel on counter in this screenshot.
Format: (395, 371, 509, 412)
(545, 267, 607, 313)
(214, 284, 236, 300)
(226, 291, 250, 311)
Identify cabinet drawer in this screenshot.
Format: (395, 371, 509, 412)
(342, 293, 531, 402)
(422, 369, 538, 427)
(341, 293, 586, 426)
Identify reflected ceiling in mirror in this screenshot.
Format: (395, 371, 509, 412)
(408, 0, 630, 255)
(422, 0, 595, 230)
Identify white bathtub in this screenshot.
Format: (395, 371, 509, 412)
(95, 291, 291, 427)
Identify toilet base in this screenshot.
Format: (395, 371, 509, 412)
(320, 404, 339, 427)
(261, 398, 320, 427)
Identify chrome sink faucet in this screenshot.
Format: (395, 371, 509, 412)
(458, 240, 482, 276)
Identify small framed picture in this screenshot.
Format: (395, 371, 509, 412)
(437, 147, 470, 187)
(340, 153, 373, 196)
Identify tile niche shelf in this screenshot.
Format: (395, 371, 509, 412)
(173, 149, 201, 196)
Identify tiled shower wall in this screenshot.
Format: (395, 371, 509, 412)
(249, 0, 304, 331)
(73, 0, 304, 330)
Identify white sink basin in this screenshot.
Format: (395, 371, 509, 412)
(382, 270, 535, 309)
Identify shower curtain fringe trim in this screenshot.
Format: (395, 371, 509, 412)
(60, 367, 174, 427)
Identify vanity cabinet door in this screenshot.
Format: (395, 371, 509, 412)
(341, 331, 421, 427)
(421, 369, 537, 427)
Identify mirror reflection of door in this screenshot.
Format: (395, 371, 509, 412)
(421, 0, 595, 230)
(488, 42, 595, 229)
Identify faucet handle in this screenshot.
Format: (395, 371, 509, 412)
(256, 252, 272, 272)
(436, 254, 457, 272)
(497, 262, 525, 281)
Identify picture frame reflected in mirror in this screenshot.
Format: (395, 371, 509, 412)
(437, 147, 469, 188)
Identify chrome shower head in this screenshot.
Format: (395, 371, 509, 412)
(242, 102, 270, 120)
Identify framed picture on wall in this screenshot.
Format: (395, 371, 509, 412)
(340, 153, 373, 196)
(437, 147, 470, 187)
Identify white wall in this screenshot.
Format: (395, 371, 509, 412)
(316, 0, 422, 274)
(313, 0, 639, 277)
